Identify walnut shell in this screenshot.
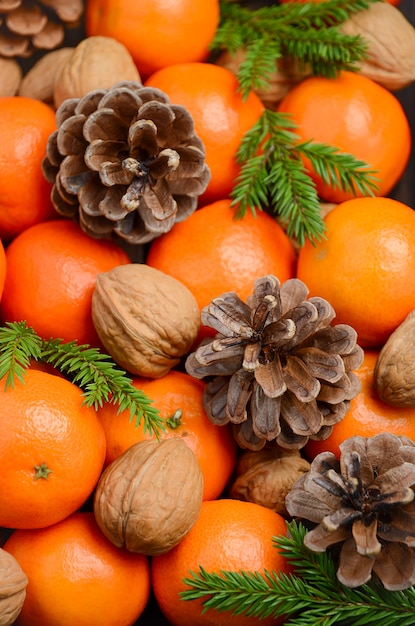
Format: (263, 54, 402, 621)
(0, 547, 28, 626)
(93, 438, 204, 555)
(229, 446, 310, 516)
(53, 36, 141, 108)
(215, 48, 308, 109)
(340, 2, 415, 91)
(18, 47, 75, 105)
(0, 58, 22, 96)
(92, 264, 201, 378)
(374, 310, 415, 407)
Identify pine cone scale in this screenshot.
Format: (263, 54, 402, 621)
(42, 81, 210, 242)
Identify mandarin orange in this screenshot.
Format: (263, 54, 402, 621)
(0, 239, 6, 300)
(0, 220, 130, 347)
(98, 370, 237, 501)
(146, 199, 297, 315)
(152, 498, 290, 626)
(0, 369, 106, 529)
(296, 197, 415, 348)
(145, 63, 265, 204)
(304, 350, 415, 461)
(277, 71, 411, 203)
(85, 0, 219, 79)
(4, 512, 151, 626)
(0, 97, 58, 242)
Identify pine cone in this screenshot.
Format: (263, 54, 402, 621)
(285, 432, 415, 590)
(42, 81, 211, 244)
(185, 275, 363, 451)
(0, 0, 83, 58)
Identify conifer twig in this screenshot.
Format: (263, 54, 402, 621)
(0, 321, 165, 438)
(182, 520, 415, 626)
(231, 109, 379, 246)
(215, 0, 379, 99)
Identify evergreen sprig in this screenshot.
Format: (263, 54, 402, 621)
(232, 109, 379, 246)
(214, 0, 379, 99)
(182, 520, 415, 626)
(0, 321, 165, 437)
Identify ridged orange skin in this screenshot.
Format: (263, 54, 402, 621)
(277, 71, 411, 203)
(85, 0, 220, 79)
(296, 197, 415, 348)
(0, 239, 6, 301)
(0, 220, 131, 347)
(0, 97, 58, 242)
(146, 199, 298, 314)
(304, 350, 415, 461)
(145, 63, 265, 204)
(152, 499, 291, 626)
(4, 512, 151, 626)
(0, 370, 106, 529)
(98, 370, 238, 501)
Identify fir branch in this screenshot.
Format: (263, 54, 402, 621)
(215, 0, 379, 99)
(0, 321, 42, 388)
(0, 321, 165, 438)
(231, 109, 379, 246)
(182, 520, 415, 626)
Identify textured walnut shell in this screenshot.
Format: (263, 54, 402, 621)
(92, 264, 201, 378)
(18, 47, 75, 105)
(0, 548, 28, 626)
(93, 438, 204, 555)
(0, 58, 22, 96)
(229, 446, 310, 516)
(340, 2, 415, 91)
(374, 310, 415, 407)
(53, 36, 141, 108)
(215, 48, 308, 108)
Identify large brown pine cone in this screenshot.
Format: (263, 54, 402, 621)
(42, 80, 211, 244)
(0, 0, 83, 58)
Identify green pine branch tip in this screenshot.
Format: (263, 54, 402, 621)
(231, 109, 379, 247)
(0, 321, 165, 438)
(182, 519, 415, 625)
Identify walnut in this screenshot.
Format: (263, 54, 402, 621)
(229, 446, 310, 516)
(53, 36, 141, 108)
(0, 58, 22, 96)
(340, 2, 415, 91)
(0, 547, 28, 626)
(18, 47, 74, 105)
(374, 310, 415, 407)
(93, 438, 204, 555)
(92, 264, 200, 378)
(215, 48, 308, 109)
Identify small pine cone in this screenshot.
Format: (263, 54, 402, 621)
(42, 80, 211, 244)
(286, 433, 415, 590)
(185, 275, 364, 451)
(0, 0, 83, 59)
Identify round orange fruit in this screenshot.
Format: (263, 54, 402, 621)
(4, 512, 151, 626)
(296, 196, 415, 348)
(145, 63, 265, 204)
(85, 0, 220, 79)
(0, 96, 58, 242)
(277, 71, 411, 203)
(304, 350, 415, 461)
(146, 198, 297, 314)
(0, 219, 131, 347)
(152, 498, 290, 626)
(98, 370, 237, 501)
(0, 369, 106, 529)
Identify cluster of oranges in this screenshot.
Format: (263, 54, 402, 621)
(0, 0, 414, 625)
